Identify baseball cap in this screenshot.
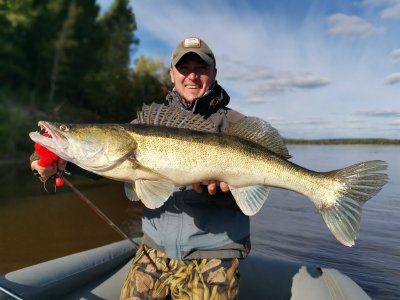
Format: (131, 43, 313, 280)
(171, 37, 216, 67)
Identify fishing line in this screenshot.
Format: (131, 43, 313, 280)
(62, 178, 160, 271)
(0, 179, 137, 300)
(63, 178, 137, 248)
(65, 178, 164, 271)
(0, 286, 24, 300)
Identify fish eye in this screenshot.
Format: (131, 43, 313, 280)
(59, 124, 70, 132)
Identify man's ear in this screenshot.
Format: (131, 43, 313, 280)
(169, 68, 174, 83)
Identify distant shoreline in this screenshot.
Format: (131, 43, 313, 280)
(285, 138, 400, 145)
(0, 139, 399, 164)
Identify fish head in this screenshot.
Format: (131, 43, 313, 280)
(29, 122, 137, 173)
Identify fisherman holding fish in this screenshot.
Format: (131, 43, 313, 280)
(31, 37, 251, 299)
(30, 37, 388, 299)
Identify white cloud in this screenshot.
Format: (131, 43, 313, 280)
(380, 5, 400, 19)
(250, 72, 330, 96)
(242, 97, 272, 105)
(326, 14, 383, 38)
(214, 57, 330, 104)
(389, 48, 400, 63)
(390, 48, 400, 58)
(384, 72, 400, 84)
(360, 0, 400, 20)
(356, 110, 400, 117)
(218, 59, 330, 96)
(219, 60, 276, 82)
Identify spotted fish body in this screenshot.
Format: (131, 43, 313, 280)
(29, 103, 388, 247)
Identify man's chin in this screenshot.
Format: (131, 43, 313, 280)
(184, 92, 203, 102)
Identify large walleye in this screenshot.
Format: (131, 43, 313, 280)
(29, 103, 388, 247)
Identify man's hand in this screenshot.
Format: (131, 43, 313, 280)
(31, 159, 67, 181)
(192, 180, 230, 195)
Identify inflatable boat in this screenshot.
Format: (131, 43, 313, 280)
(0, 238, 371, 299)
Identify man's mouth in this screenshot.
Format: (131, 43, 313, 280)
(185, 84, 201, 89)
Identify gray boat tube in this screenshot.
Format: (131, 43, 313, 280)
(0, 239, 371, 300)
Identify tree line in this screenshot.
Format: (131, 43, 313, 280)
(285, 138, 400, 145)
(0, 0, 171, 159)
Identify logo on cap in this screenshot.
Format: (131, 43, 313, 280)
(183, 37, 201, 48)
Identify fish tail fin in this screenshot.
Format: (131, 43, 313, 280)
(318, 160, 388, 247)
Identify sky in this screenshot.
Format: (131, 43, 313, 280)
(98, 0, 400, 139)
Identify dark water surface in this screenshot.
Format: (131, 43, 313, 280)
(0, 145, 399, 299)
(0, 165, 143, 273)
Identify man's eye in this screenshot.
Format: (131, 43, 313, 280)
(176, 63, 188, 68)
(178, 66, 188, 71)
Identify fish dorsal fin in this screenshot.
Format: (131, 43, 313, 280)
(137, 103, 215, 133)
(224, 117, 291, 159)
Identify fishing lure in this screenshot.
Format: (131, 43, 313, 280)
(33, 133, 65, 193)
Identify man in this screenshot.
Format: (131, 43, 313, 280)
(31, 37, 250, 300)
(119, 37, 250, 300)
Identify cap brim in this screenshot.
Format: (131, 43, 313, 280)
(172, 50, 214, 66)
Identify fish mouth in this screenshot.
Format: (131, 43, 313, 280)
(29, 121, 70, 159)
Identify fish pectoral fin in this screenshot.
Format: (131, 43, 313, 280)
(135, 178, 175, 209)
(230, 185, 271, 216)
(124, 182, 140, 201)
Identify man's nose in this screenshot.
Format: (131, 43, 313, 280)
(187, 71, 199, 80)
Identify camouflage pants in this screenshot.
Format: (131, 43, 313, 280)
(120, 244, 240, 300)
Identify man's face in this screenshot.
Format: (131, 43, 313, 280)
(170, 53, 217, 103)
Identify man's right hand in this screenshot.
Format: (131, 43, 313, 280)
(31, 159, 67, 181)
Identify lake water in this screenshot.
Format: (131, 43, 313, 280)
(250, 145, 400, 300)
(0, 145, 399, 299)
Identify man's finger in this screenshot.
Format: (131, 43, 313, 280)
(58, 159, 67, 170)
(220, 182, 230, 192)
(39, 165, 57, 181)
(207, 180, 217, 195)
(192, 183, 203, 193)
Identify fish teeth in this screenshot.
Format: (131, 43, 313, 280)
(38, 126, 47, 134)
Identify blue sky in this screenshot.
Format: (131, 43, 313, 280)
(98, 0, 400, 139)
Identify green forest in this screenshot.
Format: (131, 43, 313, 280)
(0, 0, 171, 160)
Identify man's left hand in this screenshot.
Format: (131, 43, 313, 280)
(192, 180, 230, 195)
